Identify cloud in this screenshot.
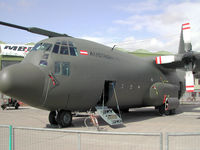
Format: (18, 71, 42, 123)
(111, 36, 167, 52)
(80, 34, 179, 53)
(0, 2, 13, 11)
(17, 0, 33, 8)
(114, 1, 200, 53)
(106, 27, 118, 33)
(116, 0, 160, 14)
(0, 0, 34, 12)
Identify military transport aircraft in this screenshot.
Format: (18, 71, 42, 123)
(0, 21, 199, 128)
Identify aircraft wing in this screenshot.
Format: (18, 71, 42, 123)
(155, 52, 200, 72)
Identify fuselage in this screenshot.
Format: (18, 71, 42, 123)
(0, 37, 185, 112)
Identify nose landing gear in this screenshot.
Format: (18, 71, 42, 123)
(48, 110, 72, 128)
(48, 111, 57, 125)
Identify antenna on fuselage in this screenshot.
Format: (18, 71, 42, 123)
(0, 21, 70, 38)
(112, 45, 116, 51)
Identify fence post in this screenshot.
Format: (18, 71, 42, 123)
(9, 125, 12, 150)
(166, 133, 169, 150)
(160, 132, 163, 150)
(77, 133, 81, 150)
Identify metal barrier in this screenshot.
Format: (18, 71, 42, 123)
(166, 132, 200, 150)
(3, 125, 200, 150)
(0, 125, 10, 150)
(11, 127, 162, 150)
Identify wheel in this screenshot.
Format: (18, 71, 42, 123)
(15, 103, 19, 109)
(165, 109, 176, 115)
(1, 104, 6, 110)
(49, 111, 58, 125)
(158, 105, 165, 116)
(57, 110, 72, 127)
(169, 109, 176, 115)
(165, 110, 170, 115)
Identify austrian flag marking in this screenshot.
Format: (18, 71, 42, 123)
(80, 50, 88, 55)
(182, 23, 190, 30)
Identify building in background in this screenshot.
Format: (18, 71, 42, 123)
(0, 44, 33, 69)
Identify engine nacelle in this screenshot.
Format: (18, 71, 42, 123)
(145, 82, 179, 106)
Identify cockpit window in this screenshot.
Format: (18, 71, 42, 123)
(53, 44, 59, 54)
(32, 43, 42, 51)
(62, 41, 68, 45)
(52, 41, 78, 56)
(54, 61, 70, 76)
(55, 62, 61, 74)
(62, 62, 70, 76)
(42, 54, 49, 59)
(32, 43, 52, 51)
(39, 60, 48, 66)
(60, 46, 69, 55)
(41, 43, 52, 51)
(56, 41, 61, 45)
(69, 41, 74, 47)
(69, 47, 78, 56)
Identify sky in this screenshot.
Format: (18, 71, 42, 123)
(0, 0, 200, 53)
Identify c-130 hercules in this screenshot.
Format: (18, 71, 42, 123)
(0, 21, 198, 128)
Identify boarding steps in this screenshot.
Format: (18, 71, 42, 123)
(95, 106, 123, 126)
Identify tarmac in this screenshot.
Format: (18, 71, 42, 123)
(0, 103, 200, 133)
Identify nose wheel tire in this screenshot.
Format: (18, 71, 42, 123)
(157, 105, 165, 115)
(56, 110, 72, 127)
(49, 111, 58, 125)
(1, 104, 6, 110)
(14, 102, 19, 109)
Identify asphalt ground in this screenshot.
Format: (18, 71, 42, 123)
(0, 104, 200, 133)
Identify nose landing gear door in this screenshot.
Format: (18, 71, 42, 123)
(41, 61, 70, 108)
(42, 72, 57, 106)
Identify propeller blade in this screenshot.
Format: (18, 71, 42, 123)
(185, 71, 194, 92)
(182, 23, 192, 52)
(155, 55, 175, 64)
(156, 23, 195, 93)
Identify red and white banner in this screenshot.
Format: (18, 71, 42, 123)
(80, 50, 88, 55)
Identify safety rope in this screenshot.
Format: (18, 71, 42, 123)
(112, 83, 122, 120)
(84, 113, 99, 130)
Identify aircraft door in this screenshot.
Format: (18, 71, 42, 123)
(99, 81, 115, 105)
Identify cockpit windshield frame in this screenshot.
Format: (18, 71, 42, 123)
(32, 43, 53, 52)
(32, 40, 78, 56)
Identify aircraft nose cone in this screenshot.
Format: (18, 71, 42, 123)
(0, 63, 45, 107)
(0, 69, 12, 93)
